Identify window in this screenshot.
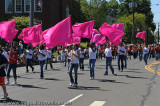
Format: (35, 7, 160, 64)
(24, 0, 30, 12)
(15, 0, 22, 13)
(5, 0, 13, 13)
(34, 0, 42, 12)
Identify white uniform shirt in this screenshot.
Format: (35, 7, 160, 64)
(143, 47, 149, 55)
(89, 47, 97, 59)
(26, 49, 33, 59)
(46, 50, 52, 58)
(117, 46, 126, 55)
(38, 49, 46, 61)
(105, 48, 112, 57)
(70, 50, 79, 64)
(3, 51, 9, 60)
(80, 51, 84, 58)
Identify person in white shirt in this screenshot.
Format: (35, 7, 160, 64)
(89, 42, 97, 80)
(60, 47, 67, 66)
(117, 43, 126, 72)
(68, 44, 80, 87)
(25, 45, 34, 73)
(79, 47, 85, 71)
(38, 45, 46, 79)
(67, 47, 71, 70)
(2, 46, 9, 71)
(143, 44, 149, 65)
(45, 48, 53, 70)
(104, 44, 115, 75)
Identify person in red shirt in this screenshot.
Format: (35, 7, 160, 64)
(98, 46, 103, 60)
(154, 44, 159, 60)
(6, 47, 18, 86)
(138, 45, 143, 61)
(127, 45, 132, 59)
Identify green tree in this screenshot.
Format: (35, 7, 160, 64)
(9, 16, 38, 42)
(117, 12, 155, 44)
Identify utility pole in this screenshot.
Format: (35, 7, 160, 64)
(129, 0, 137, 44)
(146, 23, 149, 45)
(132, 0, 135, 44)
(158, 23, 159, 45)
(30, 0, 34, 27)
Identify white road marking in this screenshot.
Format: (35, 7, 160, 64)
(90, 101, 106, 106)
(61, 94, 84, 106)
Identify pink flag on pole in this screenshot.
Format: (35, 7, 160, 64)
(72, 20, 95, 39)
(99, 22, 125, 43)
(109, 23, 124, 45)
(109, 38, 122, 46)
(42, 16, 72, 49)
(112, 23, 124, 32)
(136, 31, 146, 42)
(0, 20, 18, 43)
(91, 29, 107, 45)
(72, 36, 81, 45)
(18, 24, 42, 45)
(5, 30, 18, 43)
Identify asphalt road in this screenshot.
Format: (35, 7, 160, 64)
(0, 57, 160, 106)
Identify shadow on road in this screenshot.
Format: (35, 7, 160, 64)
(96, 79, 130, 84)
(18, 84, 47, 89)
(116, 75, 149, 79)
(125, 70, 143, 73)
(44, 78, 62, 81)
(68, 86, 108, 91)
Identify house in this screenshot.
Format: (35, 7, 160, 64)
(0, 0, 71, 30)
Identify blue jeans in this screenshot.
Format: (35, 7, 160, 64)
(105, 57, 114, 74)
(68, 59, 71, 70)
(5, 64, 8, 72)
(144, 54, 148, 65)
(124, 55, 127, 68)
(89, 59, 96, 77)
(45, 58, 53, 69)
(39, 60, 45, 78)
(118, 55, 124, 71)
(7, 64, 17, 79)
(139, 52, 143, 61)
(68, 63, 78, 84)
(98, 53, 102, 60)
(79, 58, 84, 70)
(156, 52, 159, 60)
(26, 58, 34, 71)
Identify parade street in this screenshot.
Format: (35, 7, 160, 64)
(0, 58, 159, 106)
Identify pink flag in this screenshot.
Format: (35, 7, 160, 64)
(109, 38, 122, 46)
(0, 20, 18, 43)
(72, 36, 81, 45)
(42, 16, 72, 49)
(5, 30, 18, 43)
(72, 20, 95, 39)
(136, 31, 146, 42)
(99, 22, 125, 43)
(91, 29, 107, 45)
(112, 23, 124, 32)
(18, 24, 42, 44)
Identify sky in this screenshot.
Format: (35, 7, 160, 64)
(151, 0, 160, 31)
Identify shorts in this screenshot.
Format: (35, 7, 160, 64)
(0, 77, 5, 86)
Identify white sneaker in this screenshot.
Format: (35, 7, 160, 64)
(70, 83, 74, 87)
(5, 81, 9, 85)
(11, 81, 17, 85)
(1, 93, 8, 99)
